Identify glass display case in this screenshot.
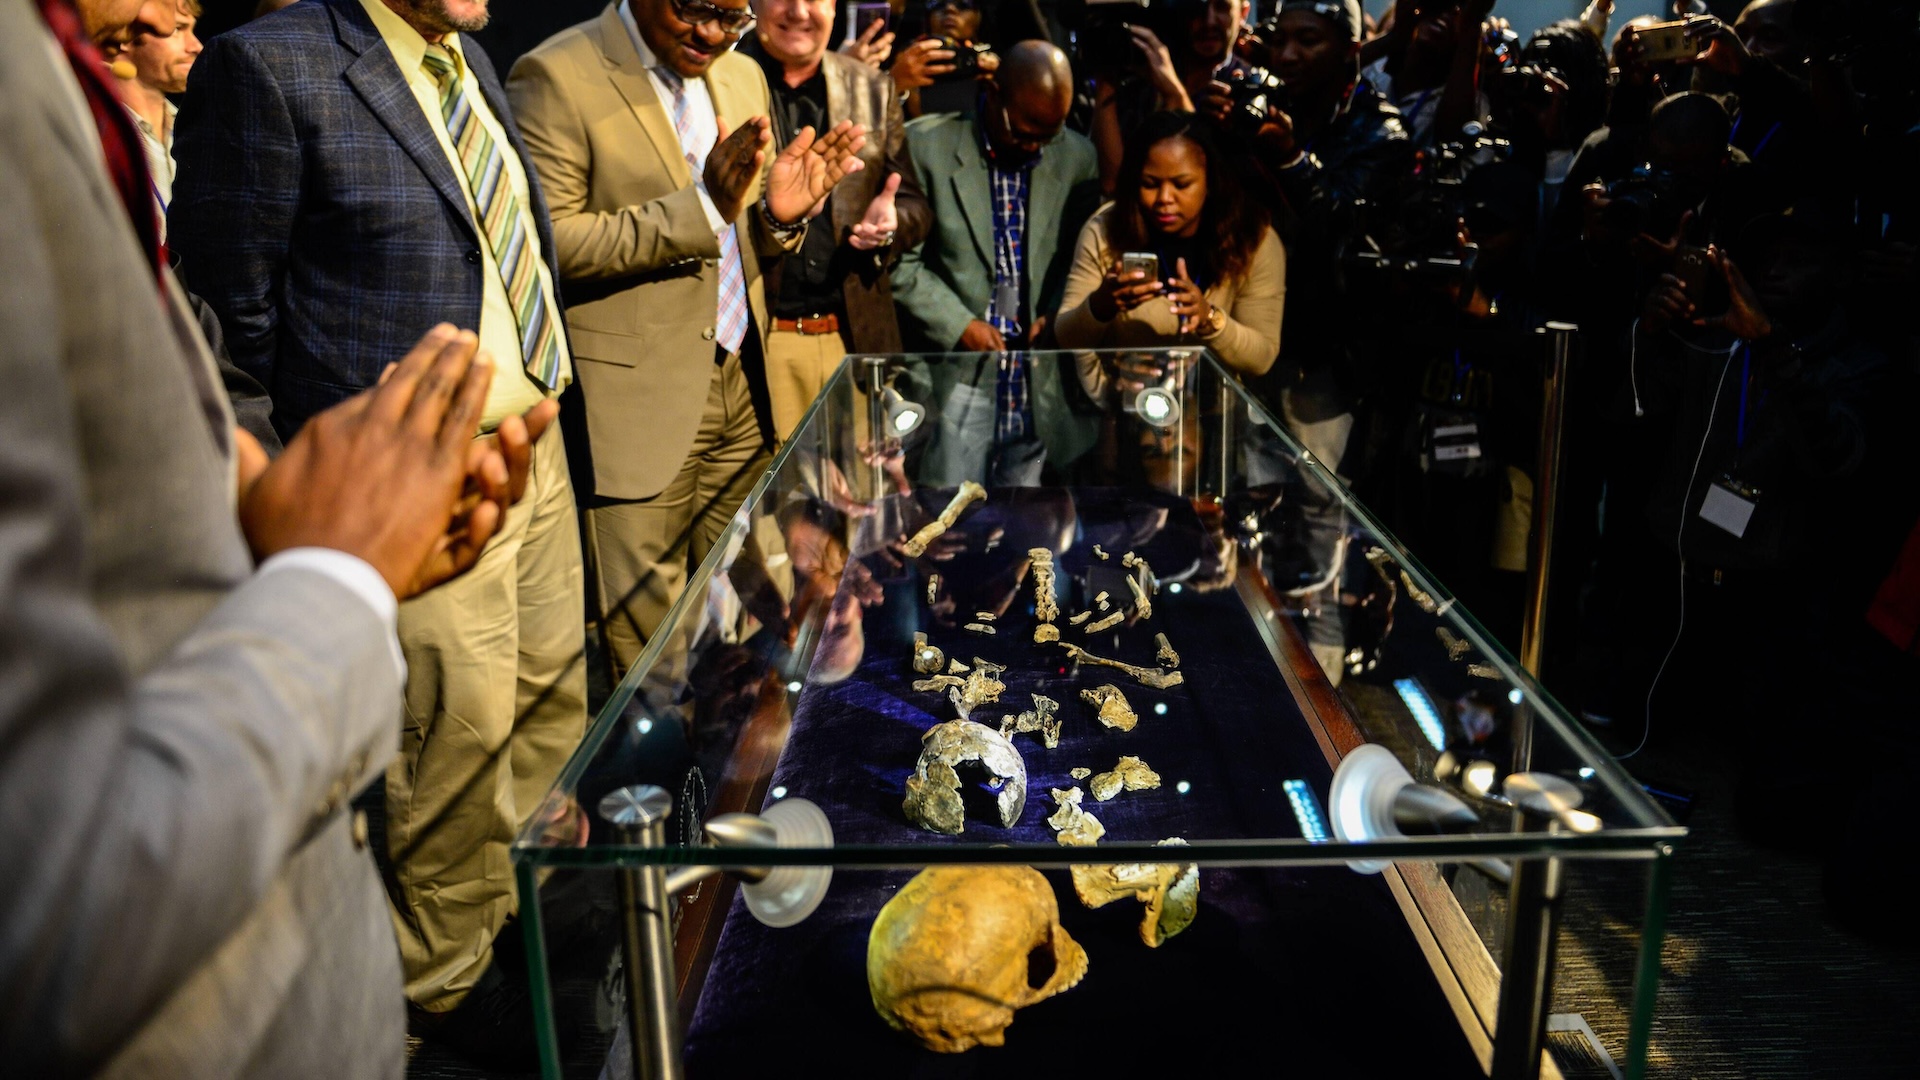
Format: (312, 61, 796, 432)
(513, 349, 1684, 1080)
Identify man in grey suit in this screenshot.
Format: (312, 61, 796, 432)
(0, 0, 551, 1075)
(892, 41, 1102, 485)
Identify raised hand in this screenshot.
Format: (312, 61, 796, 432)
(766, 119, 868, 225)
(1131, 26, 1192, 111)
(1088, 258, 1163, 322)
(1692, 246, 1773, 340)
(840, 19, 895, 68)
(891, 37, 955, 92)
(848, 172, 902, 250)
(240, 325, 510, 599)
(1165, 257, 1214, 335)
(704, 116, 772, 224)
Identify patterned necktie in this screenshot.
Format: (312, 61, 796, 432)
(656, 65, 749, 356)
(421, 45, 563, 390)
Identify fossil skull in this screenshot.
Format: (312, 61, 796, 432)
(902, 720, 1027, 835)
(868, 866, 1089, 1052)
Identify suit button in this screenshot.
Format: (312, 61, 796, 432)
(351, 810, 370, 851)
(701, 327, 716, 341)
(466, 250, 481, 264)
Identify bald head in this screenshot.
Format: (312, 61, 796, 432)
(996, 40, 1074, 114)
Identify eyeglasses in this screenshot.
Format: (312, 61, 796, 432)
(996, 103, 1057, 153)
(668, 0, 758, 35)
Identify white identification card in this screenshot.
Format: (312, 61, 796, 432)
(1698, 480, 1758, 538)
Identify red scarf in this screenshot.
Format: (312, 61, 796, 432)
(35, 0, 167, 287)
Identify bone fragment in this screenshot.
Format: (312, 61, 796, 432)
(947, 659, 1006, 720)
(1400, 568, 1455, 616)
(1028, 547, 1059, 623)
(914, 675, 964, 693)
(1071, 838, 1198, 947)
(1121, 552, 1143, 570)
(911, 632, 944, 674)
(1081, 685, 1137, 732)
(1125, 574, 1152, 621)
(1084, 611, 1124, 634)
(1467, 663, 1502, 680)
(1069, 767, 1092, 780)
(1155, 634, 1180, 668)
(948, 658, 970, 674)
(964, 623, 996, 635)
(1092, 544, 1110, 560)
(973, 612, 997, 623)
(1033, 623, 1059, 643)
(926, 574, 940, 605)
(1068, 611, 1091, 626)
(1053, 642, 1185, 690)
(1090, 755, 1161, 802)
(1436, 626, 1470, 661)
(999, 695, 1062, 749)
(902, 481, 987, 557)
(1095, 591, 1111, 610)
(1046, 787, 1105, 846)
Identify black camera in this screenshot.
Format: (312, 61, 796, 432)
(1065, 0, 1195, 85)
(1219, 65, 1287, 134)
(1336, 126, 1513, 291)
(1497, 63, 1560, 111)
(929, 36, 997, 81)
(1602, 163, 1688, 239)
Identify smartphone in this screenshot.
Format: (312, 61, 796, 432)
(1631, 19, 1706, 64)
(1674, 245, 1711, 298)
(846, 2, 891, 44)
(1119, 252, 1160, 282)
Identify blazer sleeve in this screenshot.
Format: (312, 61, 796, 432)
(890, 127, 979, 351)
(507, 50, 725, 281)
(881, 80, 932, 259)
(169, 32, 301, 395)
(1052, 212, 1114, 350)
(0, 150, 399, 1072)
(1203, 228, 1285, 376)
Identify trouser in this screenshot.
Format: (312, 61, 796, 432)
(765, 325, 850, 442)
(1279, 377, 1354, 685)
(587, 349, 772, 677)
(387, 424, 588, 1012)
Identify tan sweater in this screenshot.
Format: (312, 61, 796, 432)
(1053, 206, 1286, 377)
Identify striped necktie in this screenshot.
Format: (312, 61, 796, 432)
(421, 45, 563, 390)
(655, 65, 749, 356)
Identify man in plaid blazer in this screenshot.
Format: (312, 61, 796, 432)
(170, 0, 588, 1058)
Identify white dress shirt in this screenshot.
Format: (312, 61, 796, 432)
(618, 0, 731, 236)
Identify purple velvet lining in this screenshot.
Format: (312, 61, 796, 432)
(684, 490, 1485, 1074)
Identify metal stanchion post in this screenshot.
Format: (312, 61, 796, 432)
(1489, 774, 1577, 1080)
(599, 786, 684, 1080)
(1520, 322, 1577, 680)
(864, 357, 887, 500)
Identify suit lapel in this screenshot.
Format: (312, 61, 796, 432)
(1026, 137, 1067, 301)
(949, 126, 994, 275)
(597, 7, 691, 190)
(332, 0, 478, 243)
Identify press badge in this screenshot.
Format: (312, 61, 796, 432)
(1430, 422, 1483, 463)
(1698, 475, 1760, 539)
(994, 281, 1020, 327)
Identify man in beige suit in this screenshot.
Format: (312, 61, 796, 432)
(509, 0, 866, 674)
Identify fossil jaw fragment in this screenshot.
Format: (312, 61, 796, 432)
(911, 632, 945, 674)
(1080, 684, 1137, 732)
(1052, 642, 1185, 690)
(999, 694, 1062, 749)
(1070, 838, 1199, 947)
(1090, 755, 1161, 802)
(1154, 633, 1180, 668)
(947, 658, 1006, 720)
(1046, 786, 1105, 846)
(903, 720, 1027, 835)
(902, 481, 987, 557)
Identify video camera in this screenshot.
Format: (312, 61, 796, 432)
(927, 36, 997, 81)
(1601, 163, 1688, 239)
(1063, 0, 1197, 86)
(1336, 124, 1512, 291)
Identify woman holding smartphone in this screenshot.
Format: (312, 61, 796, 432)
(1054, 111, 1286, 376)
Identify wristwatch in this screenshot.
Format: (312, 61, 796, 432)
(1198, 305, 1226, 338)
(760, 196, 804, 239)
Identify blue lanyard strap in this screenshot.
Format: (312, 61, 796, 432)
(1735, 343, 1752, 451)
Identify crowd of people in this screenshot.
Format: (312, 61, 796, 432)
(3, 0, 1918, 1072)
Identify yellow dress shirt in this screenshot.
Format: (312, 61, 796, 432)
(358, 0, 571, 426)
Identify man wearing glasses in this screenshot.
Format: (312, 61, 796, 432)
(510, 0, 867, 677)
(892, 40, 1102, 485)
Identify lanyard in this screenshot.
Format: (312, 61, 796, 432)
(1729, 114, 1782, 160)
(1734, 343, 1755, 452)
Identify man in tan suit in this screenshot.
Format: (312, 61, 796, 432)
(509, 0, 866, 674)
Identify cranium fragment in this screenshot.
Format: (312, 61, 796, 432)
(1090, 755, 1160, 802)
(902, 720, 1026, 835)
(868, 866, 1089, 1052)
(947, 659, 1005, 720)
(911, 632, 944, 674)
(1081, 685, 1137, 732)
(1046, 786, 1105, 846)
(999, 694, 1061, 749)
(1071, 838, 1199, 947)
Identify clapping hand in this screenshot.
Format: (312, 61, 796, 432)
(766, 119, 868, 225)
(1164, 257, 1214, 335)
(848, 172, 902, 251)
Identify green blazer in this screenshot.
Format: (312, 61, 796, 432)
(891, 112, 1103, 353)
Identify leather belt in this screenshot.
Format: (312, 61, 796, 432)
(772, 313, 841, 335)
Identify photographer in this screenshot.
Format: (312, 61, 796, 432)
(1483, 20, 1610, 218)
(1054, 112, 1285, 375)
(894, 0, 1036, 116)
(1085, 0, 1256, 189)
(1357, 0, 1492, 145)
